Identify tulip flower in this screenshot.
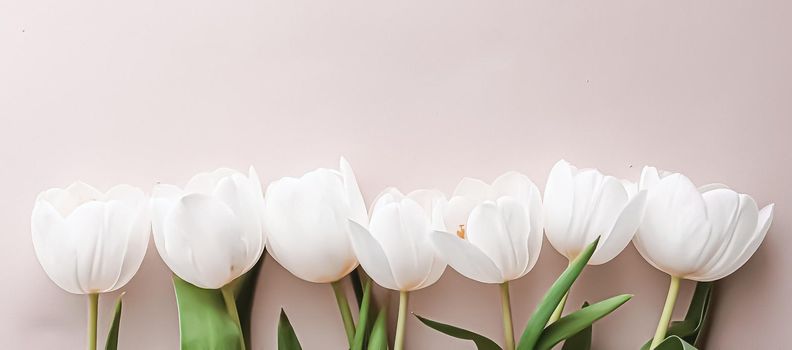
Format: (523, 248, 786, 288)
(348, 188, 447, 350)
(431, 172, 543, 350)
(543, 160, 647, 323)
(263, 157, 368, 345)
(150, 167, 265, 289)
(635, 167, 774, 348)
(32, 182, 150, 350)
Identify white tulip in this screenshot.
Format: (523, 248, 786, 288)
(263, 158, 368, 284)
(637, 166, 774, 348)
(263, 158, 368, 345)
(635, 166, 774, 281)
(544, 160, 647, 265)
(429, 172, 543, 350)
(151, 167, 265, 289)
(348, 188, 448, 350)
(348, 188, 447, 291)
(431, 172, 543, 284)
(32, 182, 150, 294)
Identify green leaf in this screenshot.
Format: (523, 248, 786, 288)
(673, 282, 712, 346)
(653, 335, 698, 350)
(104, 292, 124, 350)
(231, 253, 265, 349)
(517, 237, 600, 350)
(351, 267, 366, 308)
(560, 302, 591, 350)
(414, 314, 502, 350)
(535, 294, 631, 350)
(640, 282, 713, 350)
(368, 305, 389, 350)
(350, 268, 378, 347)
(173, 275, 244, 350)
(278, 309, 303, 350)
(352, 281, 372, 350)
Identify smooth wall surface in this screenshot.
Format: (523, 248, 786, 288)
(1, 0, 790, 348)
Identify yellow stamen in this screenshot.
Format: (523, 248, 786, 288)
(456, 225, 466, 239)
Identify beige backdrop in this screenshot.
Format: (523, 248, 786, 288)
(1, 0, 790, 349)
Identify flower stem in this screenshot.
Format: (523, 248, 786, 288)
(650, 275, 681, 349)
(221, 286, 246, 350)
(395, 290, 409, 350)
(547, 291, 569, 325)
(87, 293, 98, 350)
(499, 282, 515, 350)
(331, 280, 356, 346)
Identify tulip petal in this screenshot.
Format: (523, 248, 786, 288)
(407, 189, 448, 231)
(639, 166, 662, 190)
(696, 201, 770, 281)
(590, 191, 646, 265)
(466, 201, 520, 279)
(150, 185, 183, 261)
(31, 201, 82, 294)
(635, 173, 712, 277)
(341, 157, 369, 227)
(491, 171, 539, 208)
(164, 194, 247, 289)
(415, 255, 447, 290)
(184, 168, 240, 194)
(431, 231, 503, 283)
(544, 160, 575, 259)
(112, 202, 150, 291)
(370, 188, 404, 214)
(38, 182, 104, 217)
(264, 172, 357, 283)
(347, 220, 399, 290)
(368, 200, 434, 290)
(66, 201, 109, 293)
(213, 174, 265, 271)
(698, 183, 730, 193)
(444, 196, 478, 231)
(690, 189, 743, 275)
(452, 177, 490, 201)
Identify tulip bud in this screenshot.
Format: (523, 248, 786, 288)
(32, 182, 150, 294)
(544, 160, 647, 264)
(432, 172, 543, 284)
(634, 166, 774, 281)
(264, 158, 368, 283)
(151, 167, 265, 289)
(348, 188, 447, 291)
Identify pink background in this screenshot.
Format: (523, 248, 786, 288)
(1, 0, 789, 348)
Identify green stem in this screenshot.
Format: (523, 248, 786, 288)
(499, 282, 515, 350)
(87, 293, 98, 350)
(395, 291, 409, 350)
(547, 291, 569, 325)
(650, 275, 681, 349)
(331, 280, 356, 346)
(221, 286, 246, 350)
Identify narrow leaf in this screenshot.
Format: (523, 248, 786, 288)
(654, 335, 698, 350)
(560, 302, 591, 350)
(173, 276, 244, 350)
(232, 253, 265, 349)
(517, 237, 600, 350)
(352, 281, 372, 350)
(368, 306, 389, 350)
(414, 314, 502, 350)
(534, 294, 631, 350)
(278, 309, 303, 350)
(640, 282, 713, 350)
(104, 292, 124, 350)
